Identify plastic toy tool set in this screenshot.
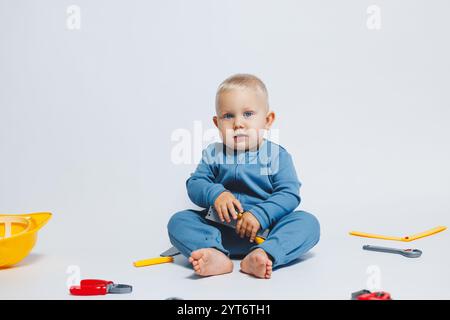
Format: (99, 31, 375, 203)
(349, 225, 446, 259)
(1, 209, 447, 299)
(349, 225, 447, 299)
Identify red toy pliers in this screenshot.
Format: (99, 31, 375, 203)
(70, 279, 133, 296)
(351, 289, 392, 300)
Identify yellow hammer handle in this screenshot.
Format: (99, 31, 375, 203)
(255, 237, 265, 244)
(133, 256, 174, 268)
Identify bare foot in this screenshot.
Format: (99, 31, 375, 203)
(188, 248, 233, 276)
(240, 248, 273, 279)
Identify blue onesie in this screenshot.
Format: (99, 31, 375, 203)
(167, 138, 320, 268)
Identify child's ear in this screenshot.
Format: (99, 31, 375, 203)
(265, 111, 275, 129)
(213, 116, 219, 128)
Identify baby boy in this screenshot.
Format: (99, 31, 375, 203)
(167, 74, 320, 279)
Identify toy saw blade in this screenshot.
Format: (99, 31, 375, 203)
(349, 226, 447, 242)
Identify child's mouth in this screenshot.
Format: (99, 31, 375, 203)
(233, 134, 248, 142)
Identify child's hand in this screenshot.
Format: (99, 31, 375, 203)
(214, 191, 244, 223)
(236, 212, 261, 243)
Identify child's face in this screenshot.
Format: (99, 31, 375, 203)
(213, 88, 275, 151)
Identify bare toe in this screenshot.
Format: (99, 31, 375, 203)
(191, 250, 203, 260)
(189, 248, 233, 277)
(240, 249, 272, 279)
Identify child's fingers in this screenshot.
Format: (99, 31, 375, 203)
(236, 219, 244, 235)
(233, 199, 244, 213)
(239, 221, 247, 238)
(227, 202, 238, 220)
(249, 226, 257, 242)
(221, 204, 231, 223)
(245, 223, 253, 238)
(215, 204, 225, 222)
(245, 227, 252, 238)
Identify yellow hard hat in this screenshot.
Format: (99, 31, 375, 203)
(0, 212, 52, 268)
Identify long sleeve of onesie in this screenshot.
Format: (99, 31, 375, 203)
(186, 146, 227, 208)
(245, 150, 301, 230)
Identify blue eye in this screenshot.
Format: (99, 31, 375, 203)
(243, 111, 254, 118)
(223, 113, 233, 119)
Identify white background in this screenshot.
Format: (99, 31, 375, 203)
(0, 0, 449, 299)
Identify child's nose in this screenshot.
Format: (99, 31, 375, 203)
(233, 116, 245, 129)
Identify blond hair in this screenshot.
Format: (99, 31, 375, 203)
(215, 73, 269, 113)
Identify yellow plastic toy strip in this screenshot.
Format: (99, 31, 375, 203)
(133, 256, 174, 268)
(255, 237, 265, 244)
(133, 238, 264, 268)
(404, 226, 447, 241)
(349, 226, 447, 242)
(349, 231, 403, 241)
